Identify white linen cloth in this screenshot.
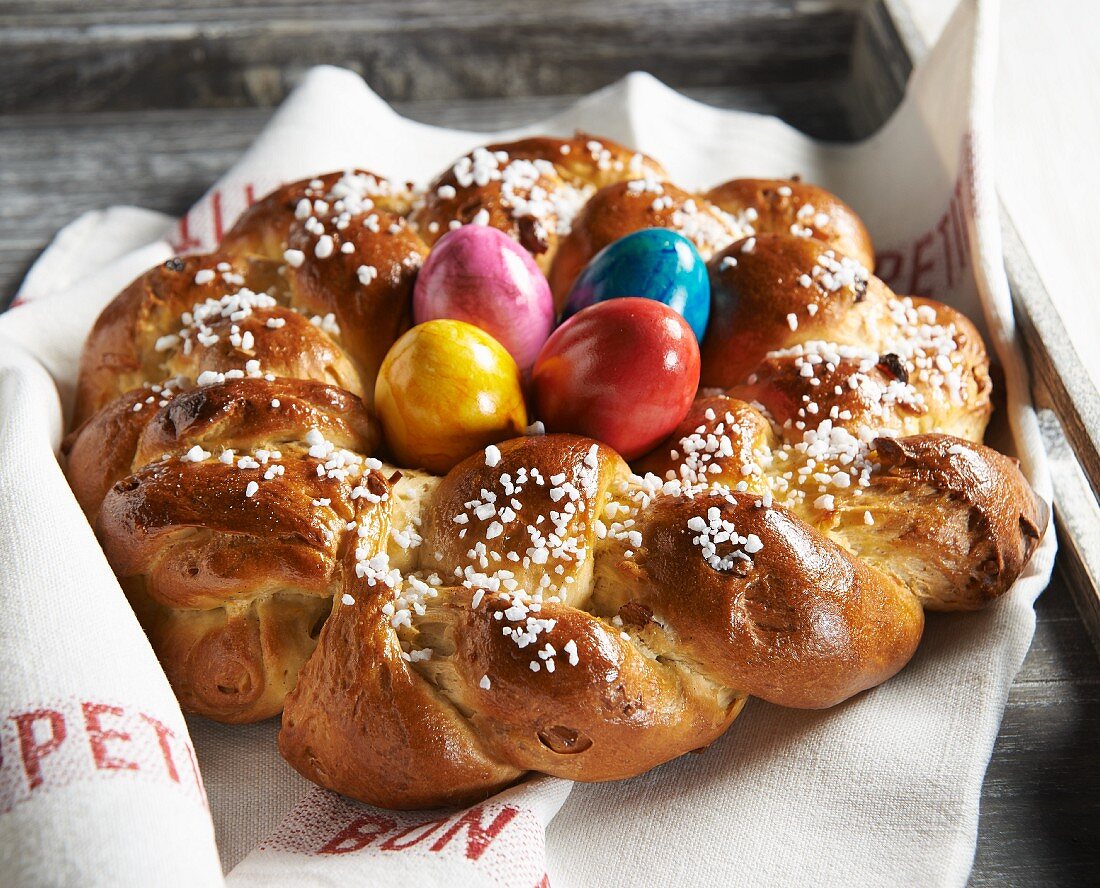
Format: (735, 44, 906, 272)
(0, 0, 1057, 884)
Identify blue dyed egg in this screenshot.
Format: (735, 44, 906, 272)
(563, 228, 710, 340)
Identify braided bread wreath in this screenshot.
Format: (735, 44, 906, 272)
(64, 133, 1047, 810)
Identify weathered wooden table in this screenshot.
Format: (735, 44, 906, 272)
(1, 1, 1097, 884)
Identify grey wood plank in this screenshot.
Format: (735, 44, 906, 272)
(1038, 407, 1100, 661)
(0, 0, 863, 117)
(1001, 218, 1100, 669)
(972, 562, 1100, 888)
(1004, 215, 1100, 509)
(0, 81, 861, 304)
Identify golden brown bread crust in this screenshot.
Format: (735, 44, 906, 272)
(132, 377, 378, 466)
(701, 234, 886, 387)
(280, 435, 745, 806)
(75, 173, 427, 425)
(63, 383, 178, 517)
(548, 180, 750, 309)
(99, 454, 349, 722)
(705, 178, 876, 271)
(170, 306, 364, 398)
(486, 134, 666, 189)
(850, 435, 1047, 610)
(639, 393, 1045, 614)
(607, 491, 924, 708)
(548, 176, 874, 307)
(65, 377, 378, 518)
(279, 592, 525, 808)
(220, 170, 417, 262)
(424, 434, 626, 601)
(727, 342, 991, 446)
(279, 491, 525, 810)
(65, 135, 1049, 808)
(74, 253, 260, 424)
(91, 379, 378, 722)
(411, 134, 665, 284)
(634, 395, 776, 495)
(281, 208, 425, 395)
(448, 595, 742, 781)
(700, 235, 994, 434)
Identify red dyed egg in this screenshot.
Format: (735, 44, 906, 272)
(531, 298, 700, 459)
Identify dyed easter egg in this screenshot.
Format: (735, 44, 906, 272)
(413, 226, 555, 371)
(531, 298, 700, 460)
(563, 228, 710, 340)
(375, 319, 527, 473)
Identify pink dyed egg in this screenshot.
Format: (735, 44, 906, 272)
(413, 225, 555, 371)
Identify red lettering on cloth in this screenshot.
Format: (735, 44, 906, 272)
(429, 805, 520, 861)
(0, 699, 206, 814)
(379, 817, 448, 851)
(13, 709, 66, 789)
(953, 177, 972, 259)
(936, 214, 956, 287)
(183, 740, 208, 808)
(314, 804, 522, 861)
(83, 702, 138, 772)
(319, 814, 398, 854)
(908, 231, 936, 296)
(173, 215, 204, 253)
(211, 190, 225, 243)
(139, 713, 180, 782)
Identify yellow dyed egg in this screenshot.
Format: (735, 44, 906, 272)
(375, 319, 528, 473)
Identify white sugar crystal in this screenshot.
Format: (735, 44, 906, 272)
(181, 445, 211, 463)
(687, 503, 761, 571)
(563, 639, 579, 666)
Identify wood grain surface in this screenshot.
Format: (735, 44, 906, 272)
(0, 1, 1096, 884)
(0, 1, 857, 114)
(0, 87, 854, 304)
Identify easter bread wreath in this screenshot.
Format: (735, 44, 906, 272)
(64, 134, 1046, 809)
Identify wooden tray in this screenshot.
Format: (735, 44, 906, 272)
(2, 0, 1099, 882)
